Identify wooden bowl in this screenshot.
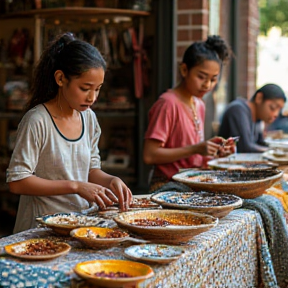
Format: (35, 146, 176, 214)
(74, 259, 154, 288)
(70, 227, 129, 249)
(151, 191, 243, 218)
(4, 239, 71, 261)
(113, 209, 218, 244)
(36, 212, 116, 236)
(70, 227, 149, 249)
(172, 169, 283, 199)
(207, 158, 278, 171)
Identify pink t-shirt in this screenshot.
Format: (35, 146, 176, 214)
(145, 90, 206, 179)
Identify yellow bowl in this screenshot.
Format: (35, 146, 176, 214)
(74, 259, 154, 287)
(70, 227, 130, 249)
(4, 238, 71, 261)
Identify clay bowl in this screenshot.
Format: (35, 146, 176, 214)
(36, 212, 116, 236)
(172, 169, 283, 199)
(113, 209, 218, 244)
(4, 238, 71, 261)
(74, 259, 154, 288)
(70, 227, 149, 249)
(151, 191, 243, 218)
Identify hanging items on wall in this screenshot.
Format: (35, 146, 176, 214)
(129, 26, 142, 98)
(128, 19, 151, 99)
(8, 28, 32, 74)
(4, 80, 29, 111)
(44, 16, 150, 104)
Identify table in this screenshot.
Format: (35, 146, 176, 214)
(0, 209, 259, 288)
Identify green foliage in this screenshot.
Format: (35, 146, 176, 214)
(259, 0, 288, 35)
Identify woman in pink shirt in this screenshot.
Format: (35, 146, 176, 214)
(143, 35, 235, 192)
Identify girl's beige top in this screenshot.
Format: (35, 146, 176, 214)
(6, 105, 101, 233)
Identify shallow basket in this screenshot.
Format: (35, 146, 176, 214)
(172, 169, 283, 199)
(36, 212, 116, 236)
(207, 158, 278, 171)
(151, 191, 243, 218)
(113, 209, 218, 244)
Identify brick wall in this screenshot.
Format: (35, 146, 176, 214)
(176, 0, 209, 64)
(236, 0, 260, 99)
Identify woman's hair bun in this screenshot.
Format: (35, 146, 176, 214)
(52, 32, 75, 55)
(59, 32, 75, 45)
(205, 35, 231, 62)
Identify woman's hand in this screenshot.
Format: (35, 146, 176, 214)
(213, 137, 237, 157)
(218, 137, 237, 157)
(76, 182, 118, 210)
(108, 177, 132, 212)
(76, 178, 132, 211)
(194, 136, 225, 156)
(86, 169, 133, 212)
(194, 136, 236, 158)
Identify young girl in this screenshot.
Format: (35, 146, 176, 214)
(6, 33, 132, 233)
(143, 35, 235, 192)
(218, 83, 286, 153)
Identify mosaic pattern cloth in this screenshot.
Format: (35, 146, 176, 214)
(0, 209, 258, 288)
(0, 258, 70, 288)
(152, 181, 288, 288)
(243, 195, 288, 288)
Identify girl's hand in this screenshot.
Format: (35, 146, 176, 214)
(109, 177, 132, 212)
(76, 182, 118, 210)
(195, 137, 225, 156)
(217, 137, 237, 157)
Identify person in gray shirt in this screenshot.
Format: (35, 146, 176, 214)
(6, 32, 132, 233)
(218, 84, 286, 153)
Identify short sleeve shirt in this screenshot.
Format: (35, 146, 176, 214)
(6, 104, 101, 233)
(218, 98, 267, 152)
(145, 90, 206, 179)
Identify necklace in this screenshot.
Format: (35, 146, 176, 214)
(51, 102, 63, 119)
(50, 102, 80, 122)
(190, 97, 203, 141)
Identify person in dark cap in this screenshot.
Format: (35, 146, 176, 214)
(218, 83, 286, 153)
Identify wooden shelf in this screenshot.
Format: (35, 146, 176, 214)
(0, 112, 24, 120)
(0, 4, 148, 192)
(0, 7, 150, 19)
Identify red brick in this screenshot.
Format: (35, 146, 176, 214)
(178, 0, 203, 10)
(202, 0, 209, 10)
(192, 13, 203, 25)
(177, 29, 191, 41)
(178, 14, 190, 26)
(202, 13, 209, 26)
(192, 29, 207, 41)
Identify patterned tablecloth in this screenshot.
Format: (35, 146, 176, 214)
(0, 209, 258, 288)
